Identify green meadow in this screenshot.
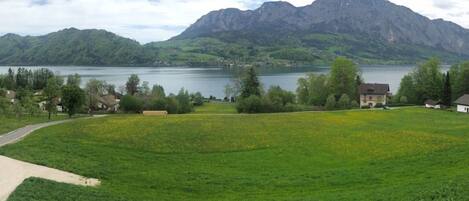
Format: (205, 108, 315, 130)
(193, 102, 237, 114)
(1, 108, 469, 200)
(0, 115, 66, 135)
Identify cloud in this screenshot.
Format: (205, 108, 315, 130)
(432, 0, 455, 9)
(0, 0, 468, 43)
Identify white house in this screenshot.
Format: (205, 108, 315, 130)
(425, 100, 443, 109)
(359, 83, 390, 108)
(455, 94, 469, 113)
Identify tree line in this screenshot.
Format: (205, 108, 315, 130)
(395, 58, 469, 106)
(0, 68, 204, 118)
(231, 57, 363, 113)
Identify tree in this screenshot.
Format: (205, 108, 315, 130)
(5, 68, 16, 90)
(329, 57, 360, 100)
(450, 62, 469, 100)
(32, 68, 54, 90)
(397, 75, 417, 104)
(151, 84, 166, 99)
(412, 58, 444, 103)
(44, 77, 61, 120)
(399, 96, 408, 104)
(126, 74, 140, 95)
(120, 95, 144, 113)
(297, 74, 329, 106)
(191, 92, 204, 106)
(66, 73, 81, 86)
(62, 85, 85, 118)
(267, 86, 295, 107)
(16, 68, 33, 89)
(139, 81, 151, 96)
(85, 79, 106, 113)
(442, 72, 452, 106)
(338, 94, 351, 109)
(240, 67, 261, 98)
(176, 88, 193, 114)
(325, 95, 337, 110)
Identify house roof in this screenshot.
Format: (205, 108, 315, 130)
(98, 95, 117, 107)
(425, 99, 442, 105)
(455, 94, 469, 106)
(359, 83, 390, 95)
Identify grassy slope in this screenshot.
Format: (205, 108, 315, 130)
(1, 108, 469, 201)
(0, 115, 66, 135)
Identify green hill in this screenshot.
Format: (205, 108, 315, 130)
(1, 108, 469, 200)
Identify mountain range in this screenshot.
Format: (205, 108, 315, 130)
(1, 0, 469, 66)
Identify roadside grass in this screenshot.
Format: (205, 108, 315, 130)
(193, 102, 237, 114)
(1, 108, 469, 200)
(0, 114, 67, 135)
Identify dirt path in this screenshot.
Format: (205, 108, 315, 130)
(0, 116, 106, 201)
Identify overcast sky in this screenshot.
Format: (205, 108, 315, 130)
(0, 0, 468, 44)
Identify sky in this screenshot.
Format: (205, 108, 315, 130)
(0, 0, 468, 44)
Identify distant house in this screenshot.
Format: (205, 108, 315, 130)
(359, 83, 390, 108)
(97, 95, 119, 112)
(5, 90, 16, 103)
(455, 94, 469, 113)
(425, 99, 443, 109)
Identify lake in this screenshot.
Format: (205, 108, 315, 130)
(0, 65, 450, 98)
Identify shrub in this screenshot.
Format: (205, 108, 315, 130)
(149, 98, 167, 111)
(176, 88, 193, 114)
(236, 95, 264, 113)
(191, 92, 204, 106)
(165, 97, 179, 114)
(338, 94, 351, 109)
(267, 86, 296, 107)
(325, 95, 337, 111)
(120, 95, 144, 113)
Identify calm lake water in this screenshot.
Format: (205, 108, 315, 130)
(0, 65, 450, 98)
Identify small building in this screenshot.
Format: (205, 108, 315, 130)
(425, 100, 443, 109)
(455, 94, 469, 113)
(359, 83, 390, 108)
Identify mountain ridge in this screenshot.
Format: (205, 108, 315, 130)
(0, 0, 469, 66)
(175, 0, 469, 56)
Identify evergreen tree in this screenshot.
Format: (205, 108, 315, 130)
(5, 68, 16, 90)
(240, 67, 261, 98)
(126, 74, 140, 96)
(442, 72, 452, 106)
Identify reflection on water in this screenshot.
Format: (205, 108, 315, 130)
(0, 65, 449, 98)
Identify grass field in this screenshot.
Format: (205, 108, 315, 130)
(1, 108, 469, 200)
(0, 114, 67, 135)
(193, 102, 237, 114)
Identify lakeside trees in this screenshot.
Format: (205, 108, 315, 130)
(396, 58, 469, 106)
(297, 57, 361, 110)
